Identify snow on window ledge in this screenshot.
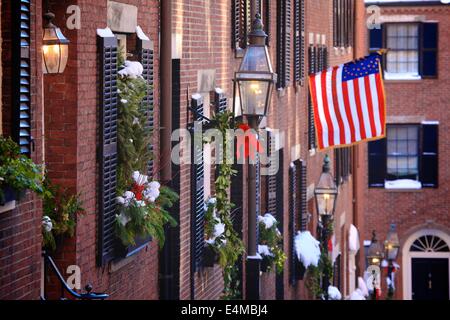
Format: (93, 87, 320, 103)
(384, 72, 421, 81)
(384, 179, 422, 190)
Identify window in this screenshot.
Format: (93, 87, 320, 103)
(386, 24, 420, 76)
(333, 0, 354, 48)
(369, 22, 438, 79)
(386, 125, 419, 180)
(368, 122, 438, 188)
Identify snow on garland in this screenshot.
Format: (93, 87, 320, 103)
(115, 171, 178, 247)
(294, 231, 321, 269)
(328, 285, 342, 300)
(118, 60, 144, 79)
(257, 213, 286, 274)
(204, 197, 226, 246)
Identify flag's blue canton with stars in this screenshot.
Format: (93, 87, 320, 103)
(342, 53, 381, 82)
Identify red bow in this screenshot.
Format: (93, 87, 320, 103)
(236, 124, 264, 162)
(131, 183, 145, 201)
(327, 238, 333, 252)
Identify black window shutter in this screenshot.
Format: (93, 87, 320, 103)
(266, 131, 277, 216)
(369, 25, 383, 52)
(263, 0, 271, 46)
(298, 160, 307, 231)
(12, 0, 32, 155)
(308, 45, 316, 150)
(289, 164, 297, 285)
(277, 0, 286, 89)
(285, 0, 292, 85)
(420, 22, 438, 79)
(420, 123, 438, 188)
(191, 95, 205, 271)
(214, 88, 227, 176)
(368, 138, 386, 188)
(294, 0, 300, 84)
(137, 35, 155, 177)
(335, 149, 342, 186)
(233, 0, 248, 51)
(97, 34, 119, 266)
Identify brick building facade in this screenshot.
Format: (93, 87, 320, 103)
(364, 0, 450, 300)
(1, 0, 371, 300)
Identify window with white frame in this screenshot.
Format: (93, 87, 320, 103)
(386, 24, 419, 76)
(386, 125, 419, 180)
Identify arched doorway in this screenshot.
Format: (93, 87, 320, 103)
(402, 229, 450, 300)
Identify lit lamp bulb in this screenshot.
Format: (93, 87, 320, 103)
(250, 83, 262, 95)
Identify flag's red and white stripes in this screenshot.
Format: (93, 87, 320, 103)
(309, 65, 386, 150)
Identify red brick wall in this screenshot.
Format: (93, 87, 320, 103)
(175, 0, 367, 300)
(362, 5, 450, 300)
(42, 0, 161, 300)
(0, 0, 44, 300)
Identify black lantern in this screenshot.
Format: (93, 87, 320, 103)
(42, 12, 70, 74)
(367, 231, 384, 266)
(384, 224, 400, 261)
(233, 14, 277, 122)
(314, 155, 338, 217)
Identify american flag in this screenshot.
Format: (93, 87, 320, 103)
(309, 53, 386, 150)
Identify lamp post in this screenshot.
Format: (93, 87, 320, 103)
(233, 14, 276, 300)
(367, 230, 384, 300)
(42, 11, 70, 74)
(384, 224, 400, 299)
(314, 155, 338, 300)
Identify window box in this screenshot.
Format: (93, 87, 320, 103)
(203, 245, 219, 268)
(384, 179, 422, 191)
(0, 185, 26, 206)
(114, 235, 152, 260)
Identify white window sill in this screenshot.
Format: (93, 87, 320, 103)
(0, 200, 16, 214)
(384, 179, 422, 191)
(384, 72, 422, 81)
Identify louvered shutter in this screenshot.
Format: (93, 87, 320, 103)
(275, 149, 285, 299)
(191, 95, 205, 271)
(266, 131, 277, 216)
(420, 22, 438, 79)
(12, 0, 32, 155)
(97, 34, 119, 266)
(214, 89, 227, 176)
(420, 123, 438, 188)
(335, 149, 342, 186)
(294, 0, 300, 84)
(289, 164, 297, 285)
(308, 45, 316, 150)
(333, 0, 338, 47)
(285, 0, 292, 85)
(298, 160, 307, 231)
(299, 0, 305, 85)
(263, 0, 271, 46)
(368, 138, 386, 188)
(277, 0, 286, 89)
(137, 35, 155, 177)
(318, 45, 323, 72)
(233, 0, 248, 51)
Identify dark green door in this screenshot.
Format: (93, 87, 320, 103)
(412, 258, 449, 300)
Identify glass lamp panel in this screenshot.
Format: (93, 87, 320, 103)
(43, 44, 61, 74)
(316, 192, 336, 216)
(240, 46, 270, 72)
(239, 80, 269, 116)
(58, 44, 69, 73)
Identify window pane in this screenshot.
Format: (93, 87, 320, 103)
(397, 127, 408, 140)
(408, 140, 418, 155)
(386, 24, 419, 74)
(397, 141, 408, 154)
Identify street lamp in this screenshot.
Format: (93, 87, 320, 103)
(234, 14, 276, 301)
(367, 231, 384, 267)
(233, 15, 277, 124)
(384, 224, 400, 299)
(314, 155, 338, 299)
(42, 12, 70, 74)
(367, 230, 384, 300)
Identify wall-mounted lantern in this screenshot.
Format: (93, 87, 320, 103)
(42, 12, 70, 74)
